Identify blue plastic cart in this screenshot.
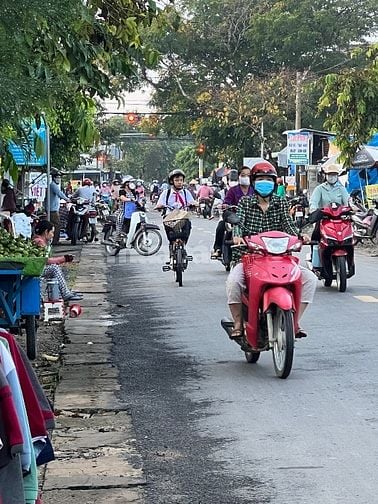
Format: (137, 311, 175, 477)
(0, 267, 41, 359)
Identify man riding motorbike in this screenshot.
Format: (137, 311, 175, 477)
(72, 178, 97, 203)
(226, 161, 317, 339)
(211, 166, 253, 258)
(155, 169, 195, 253)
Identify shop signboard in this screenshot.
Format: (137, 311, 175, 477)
(287, 131, 311, 165)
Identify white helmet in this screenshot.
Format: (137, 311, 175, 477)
(122, 175, 135, 183)
(323, 164, 342, 175)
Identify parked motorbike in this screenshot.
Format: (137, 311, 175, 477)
(221, 231, 303, 379)
(306, 204, 356, 292)
(96, 200, 111, 222)
(67, 198, 92, 245)
(102, 208, 162, 256)
(351, 199, 378, 243)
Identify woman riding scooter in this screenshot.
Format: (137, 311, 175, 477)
(115, 176, 145, 240)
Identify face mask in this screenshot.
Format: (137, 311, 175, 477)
(128, 182, 136, 190)
(239, 176, 250, 186)
(326, 174, 338, 185)
(229, 181, 238, 188)
(254, 179, 275, 197)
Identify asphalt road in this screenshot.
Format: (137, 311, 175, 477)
(107, 210, 378, 504)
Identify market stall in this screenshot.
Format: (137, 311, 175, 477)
(0, 221, 46, 359)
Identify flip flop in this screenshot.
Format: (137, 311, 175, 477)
(230, 328, 243, 339)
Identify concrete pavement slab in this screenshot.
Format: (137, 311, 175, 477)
(63, 351, 111, 365)
(65, 332, 110, 344)
(62, 342, 112, 354)
(54, 388, 124, 411)
(57, 378, 120, 394)
(43, 451, 145, 490)
(43, 487, 144, 503)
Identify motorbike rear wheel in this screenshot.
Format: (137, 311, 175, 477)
(271, 308, 294, 379)
(88, 223, 96, 243)
(336, 256, 347, 292)
(134, 229, 162, 256)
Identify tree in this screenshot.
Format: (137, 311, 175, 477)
(319, 44, 378, 164)
(0, 0, 161, 174)
(143, 0, 378, 162)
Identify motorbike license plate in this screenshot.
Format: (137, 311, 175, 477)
(295, 211, 304, 217)
(89, 217, 97, 224)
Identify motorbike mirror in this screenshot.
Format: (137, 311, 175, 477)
(213, 192, 222, 199)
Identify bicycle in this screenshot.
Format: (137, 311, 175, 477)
(161, 208, 193, 286)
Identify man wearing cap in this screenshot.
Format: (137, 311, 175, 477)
(47, 169, 70, 245)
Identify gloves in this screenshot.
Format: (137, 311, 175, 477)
(64, 254, 74, 263)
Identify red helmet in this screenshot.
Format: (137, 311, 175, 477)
(83, 178, 92, 186)
(251, 161, 277, 180)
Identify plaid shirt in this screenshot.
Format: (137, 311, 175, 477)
(233, 194, 299, 262)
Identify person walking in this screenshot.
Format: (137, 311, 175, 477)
(47, 169, 70, 245)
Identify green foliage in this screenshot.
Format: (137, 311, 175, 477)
(0, 0, 161, 172)
(319, 44, 378, 164)
(144, 0, 378, 163)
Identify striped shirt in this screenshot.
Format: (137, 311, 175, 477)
(233, 194, 299, 261)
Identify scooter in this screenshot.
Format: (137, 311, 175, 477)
(67, 198, 91, 245)
(221, 231, 303, 379)
(351, 199, 378, 243)
(289, 194, 308, 228)
(211, 205, 239, 271)
(198, 197, 212, 218)
(102, 208, 162, 256)
(306, 204, 356, 292)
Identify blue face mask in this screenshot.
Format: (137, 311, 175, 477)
(254, 179, 275, 197)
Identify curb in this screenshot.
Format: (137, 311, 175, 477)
(42, 244, 146, 504)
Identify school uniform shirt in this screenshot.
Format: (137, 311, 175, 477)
(157, 188, 194, 213)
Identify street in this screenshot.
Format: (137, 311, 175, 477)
(107, 212, 378, 504)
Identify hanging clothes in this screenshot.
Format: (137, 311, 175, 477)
(0, 364, 25, 504)
(0, 340, 39, 503)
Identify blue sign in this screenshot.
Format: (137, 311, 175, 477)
(8, 120, 47, 166)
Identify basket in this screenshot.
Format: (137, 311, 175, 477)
(0, 256, 47, 277)
(163, 218, 189, 232)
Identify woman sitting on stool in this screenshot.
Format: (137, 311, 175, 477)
(33, 220, 83, 302)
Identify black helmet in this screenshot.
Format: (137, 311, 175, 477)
(168, 169, 186, 185)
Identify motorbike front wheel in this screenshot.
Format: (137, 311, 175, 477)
(134, 229, 162, 256)
(104, 237, 121, 256)
(88, 223, 96, 243)
(336, 256, 347, 292)
(175, 247, 183, 287)
(271, 308, 295, 379)
(71, 221, 79, 245)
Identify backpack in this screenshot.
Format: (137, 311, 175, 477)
(165, 188, 188, 208)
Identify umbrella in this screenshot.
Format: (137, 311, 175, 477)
(351, 146, 378, 170)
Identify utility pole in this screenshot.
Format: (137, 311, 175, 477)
(198, 158, 204, 179)
(260, 122, 264, 158)
(295, 71, 302, 130)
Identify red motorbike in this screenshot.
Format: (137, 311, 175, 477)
(221, 231, 303, 379)
(307, 204, 355, 292)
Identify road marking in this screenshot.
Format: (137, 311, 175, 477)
(354, 295, 378, 303)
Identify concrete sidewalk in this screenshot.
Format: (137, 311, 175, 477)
(42, 244, 146, 503)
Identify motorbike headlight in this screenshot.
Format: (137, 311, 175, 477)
(261, 237, 289, 254)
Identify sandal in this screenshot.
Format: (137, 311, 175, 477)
(230, 328, 243, 339)
(295, 328, 307, 338)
